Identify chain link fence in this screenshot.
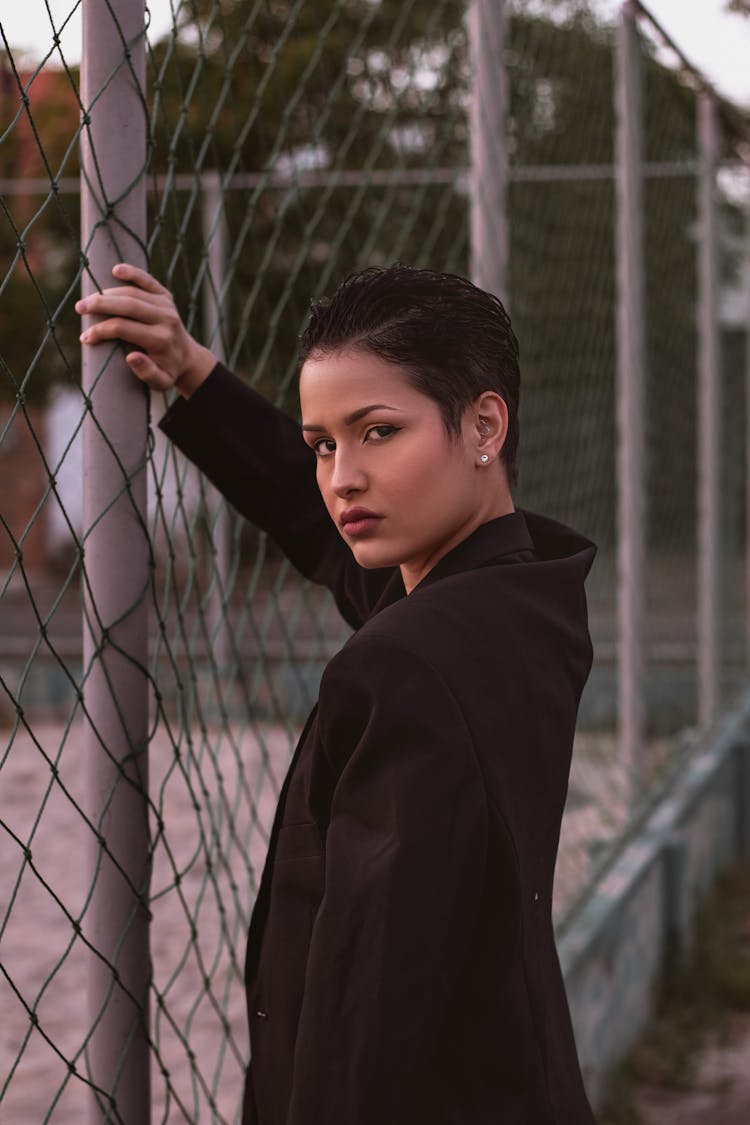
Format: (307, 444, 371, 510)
(1, 0, 749, 1120)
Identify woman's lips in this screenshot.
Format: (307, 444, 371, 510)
(342, 516, 383, 537)
(340, 509, 383, 537)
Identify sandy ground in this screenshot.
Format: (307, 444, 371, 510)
(0, 717, 640, 1123)
(0, 717, 292, 1124)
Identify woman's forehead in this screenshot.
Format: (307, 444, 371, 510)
(299, 350, 430, 420)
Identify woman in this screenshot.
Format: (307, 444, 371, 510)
(77, 263, 598, 1125)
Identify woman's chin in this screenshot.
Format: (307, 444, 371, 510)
(347, 539, 401, 571)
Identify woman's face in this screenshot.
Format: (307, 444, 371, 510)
(299, 348, 493, 591)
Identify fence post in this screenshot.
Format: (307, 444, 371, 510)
(469, 0, 509, 305)
(697, 90, 721, 728)
(614, 1, 646, 804)
(201, 170, 231, 670)
(80, 1, 150, 1121)
(745, 195, 750, 677)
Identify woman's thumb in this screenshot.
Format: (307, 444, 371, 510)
(126, 351, 174, 391)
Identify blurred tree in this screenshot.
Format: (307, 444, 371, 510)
(146, 0, 470, 402)
(0, 55, 82, 403)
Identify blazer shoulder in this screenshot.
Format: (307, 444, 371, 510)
(353, 572, 487, 664)
(318, 628, 480, 782)
(323, 620, 455, 697)
(359, 557, 592, 682)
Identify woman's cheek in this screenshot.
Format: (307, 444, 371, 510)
(316, 463, 333, 504)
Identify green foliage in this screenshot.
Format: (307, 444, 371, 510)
(147, 0, 471, 413)
(150, 0, 468, 173)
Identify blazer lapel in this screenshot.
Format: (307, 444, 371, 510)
(368, 510, 535, 621)
(412, 510, 534, 595)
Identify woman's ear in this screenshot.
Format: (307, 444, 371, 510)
(472, 391, 508, 468)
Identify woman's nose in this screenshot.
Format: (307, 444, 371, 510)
(330, 451, 367, 498)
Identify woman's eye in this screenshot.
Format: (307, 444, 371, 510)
(364, 424, 398, 442)
(313, 438, 336, 457)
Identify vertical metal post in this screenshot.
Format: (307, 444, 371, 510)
(469, 0, 509, 305)
(201, 171, 231, 670)
(745, 197, 750, 676)
(80, 1, 150, 1121)
(614, 1, 646, 804)
(697, 90, 721, 728)
(202, 171, 228, 365)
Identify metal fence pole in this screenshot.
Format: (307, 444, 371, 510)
(614, 1, 646, 803)
(697, 90, 721, 728)
(202, 171, 231, 670)
(746, 196, 750, 676)
(469, 0, 508, 305)
(202, 172, 228, 366)
(80, 1, 150, 1120)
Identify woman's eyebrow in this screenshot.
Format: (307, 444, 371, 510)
(301, 404, 402, 431)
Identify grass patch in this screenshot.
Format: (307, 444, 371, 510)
(598, 861, 750, 1124)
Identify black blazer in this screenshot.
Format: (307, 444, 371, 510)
(161, 365, 598, 1125)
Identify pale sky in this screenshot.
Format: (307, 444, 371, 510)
(2, 0, 750, 107)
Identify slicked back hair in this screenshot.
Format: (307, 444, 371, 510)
(298, 264, 520, 486)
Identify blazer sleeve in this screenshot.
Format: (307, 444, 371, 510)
(158, 363, 394, 628)
(286, 633, 489, 1125)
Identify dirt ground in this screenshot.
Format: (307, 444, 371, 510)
(635, 1014, 750, 1124)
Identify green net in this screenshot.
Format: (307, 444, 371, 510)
(0, 0, 749, 1119)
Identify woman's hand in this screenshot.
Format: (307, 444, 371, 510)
(75, 263, 217, 397)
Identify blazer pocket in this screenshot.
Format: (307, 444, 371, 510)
(274, 821, 323, 863)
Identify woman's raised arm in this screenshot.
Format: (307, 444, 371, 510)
(75, 265, 393, 628)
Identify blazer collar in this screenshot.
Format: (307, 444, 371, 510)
(368, 509, 534, 619)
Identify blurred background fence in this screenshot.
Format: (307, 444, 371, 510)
(1, 0, 749, 1120)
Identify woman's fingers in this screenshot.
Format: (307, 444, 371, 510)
(79, 315, 165, 350)
(76, 290, 171, 323)
(111, 262, 171, 295)
(77, 264, 217, 397)
(76, 266, 174, 313)
(76, 269, 185, 365)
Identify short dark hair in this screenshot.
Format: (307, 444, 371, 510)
(298, 264, 521, 486)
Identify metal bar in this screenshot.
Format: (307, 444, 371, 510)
(615, 1, 646, 806)
(80, 1, 150, 1121)
(630, 2, 750, 169)
(0, 160, 708, 199)
(628, 0, 709, 95)
(745, 198, 750, 676)
(697, 90, 722, 728)
(201, 170, 232, 672)
(510, 159, 700, 183)
(469, 0, 508, 303)
(201, 171, 228, 364)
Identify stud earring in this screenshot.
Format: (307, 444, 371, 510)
(480, 454, 489, 464)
